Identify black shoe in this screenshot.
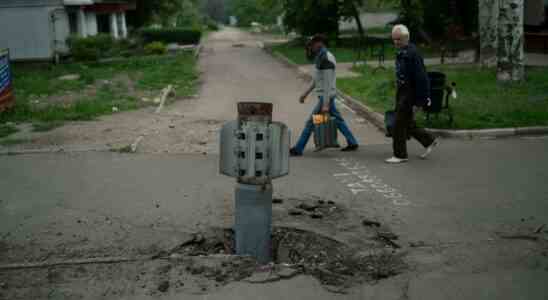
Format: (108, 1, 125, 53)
(313, 146, 326, 152)
(341, 144, 359, 152)
(290, 148, 303, 157)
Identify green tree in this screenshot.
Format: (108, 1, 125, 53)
(395, 0, 478, 44)
(201, 0, 228, 23)
(281, 0, 339, 37)
(272, 0, 366, 38)
(132, 0, 202, 28)
(229, 0, 281, 27)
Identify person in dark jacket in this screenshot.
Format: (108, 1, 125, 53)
(386, 24, 438, 164)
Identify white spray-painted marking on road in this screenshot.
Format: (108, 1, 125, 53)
(332, 157, 411, 206)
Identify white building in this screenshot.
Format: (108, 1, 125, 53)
(0, 0, 135, 61)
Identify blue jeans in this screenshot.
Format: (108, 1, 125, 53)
(293, 97, 358, 154)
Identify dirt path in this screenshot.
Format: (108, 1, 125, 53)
(0, 27, 386, 154)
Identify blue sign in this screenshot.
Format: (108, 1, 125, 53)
(0, 48, 14, 111)
(0, 49, 12, 95)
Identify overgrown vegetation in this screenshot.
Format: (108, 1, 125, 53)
(144, 42, 168, 55)
(362, 0, 399, 12)
(0, 138, 28, 146)
(0, 54, 198, 133)
(67, 34, 138, 62)
(338, 65, 548, 129)
(131, 0, 220, 32)
(0, 124, 18, 138)
(229, 0, 283, 27)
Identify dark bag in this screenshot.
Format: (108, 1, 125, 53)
(313, 114, 339, 150)
(385, 110, 395, 137)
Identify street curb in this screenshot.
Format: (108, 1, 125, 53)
(0, 145, 112, 156)
(336, 90, 387, 133)
(426, 126, 548, 138)
(263, 46, 548, 139)
(339, 88, 548, 139)
(194, 42, 203, 58)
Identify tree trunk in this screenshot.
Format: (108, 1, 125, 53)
(497, 0, 525, 82)
(350, 1, 365, 39)
(479, 0, 499, 67)
(449, 0, 458, 22)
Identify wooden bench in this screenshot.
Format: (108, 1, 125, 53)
(525, 31, 548, 53)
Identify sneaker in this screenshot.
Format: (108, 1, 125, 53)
(420, 139, 439, 159)
(289, 148, 303, 157)
(341, 144, 359, 152)
(385, 157, 408, 164)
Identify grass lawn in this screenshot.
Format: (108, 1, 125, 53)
(0, 53, 198, 137)
(0, 137, 28, 146)
(338, 65, 548, 129)
(270, 42, 377, 65)
(269, 39, 461, 65)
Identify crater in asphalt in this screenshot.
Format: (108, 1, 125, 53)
(0, 196, 406, 297)
(173, 226, 406, 290)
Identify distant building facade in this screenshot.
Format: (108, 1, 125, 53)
(0, 0, 135, 61)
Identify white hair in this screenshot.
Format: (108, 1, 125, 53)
(392, 24, 410, 40)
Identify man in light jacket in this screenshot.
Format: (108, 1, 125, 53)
(290, 34, 359, 156)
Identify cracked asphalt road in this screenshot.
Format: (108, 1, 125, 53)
(1, 28, 548, 300)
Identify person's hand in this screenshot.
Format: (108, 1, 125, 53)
(426, 97, 432, 107)
(299, 95, 306, 103)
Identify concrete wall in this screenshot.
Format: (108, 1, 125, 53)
(0, 6, 65, 60)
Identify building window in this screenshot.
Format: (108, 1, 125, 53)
(68, 11, 78, 34)
(97, 14, 110, 34)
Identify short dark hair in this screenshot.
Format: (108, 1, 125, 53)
(309, 34, 328, 46)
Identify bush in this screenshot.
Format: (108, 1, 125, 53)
(140, 28, 202, 45)
(67, 34, 116, 61)
(206, 21, 219, 31)
(203, 17, 220, 31)
(113, 38, 139, 57)
(144, 42, 167, 55)
(66, 34, 140, 61)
